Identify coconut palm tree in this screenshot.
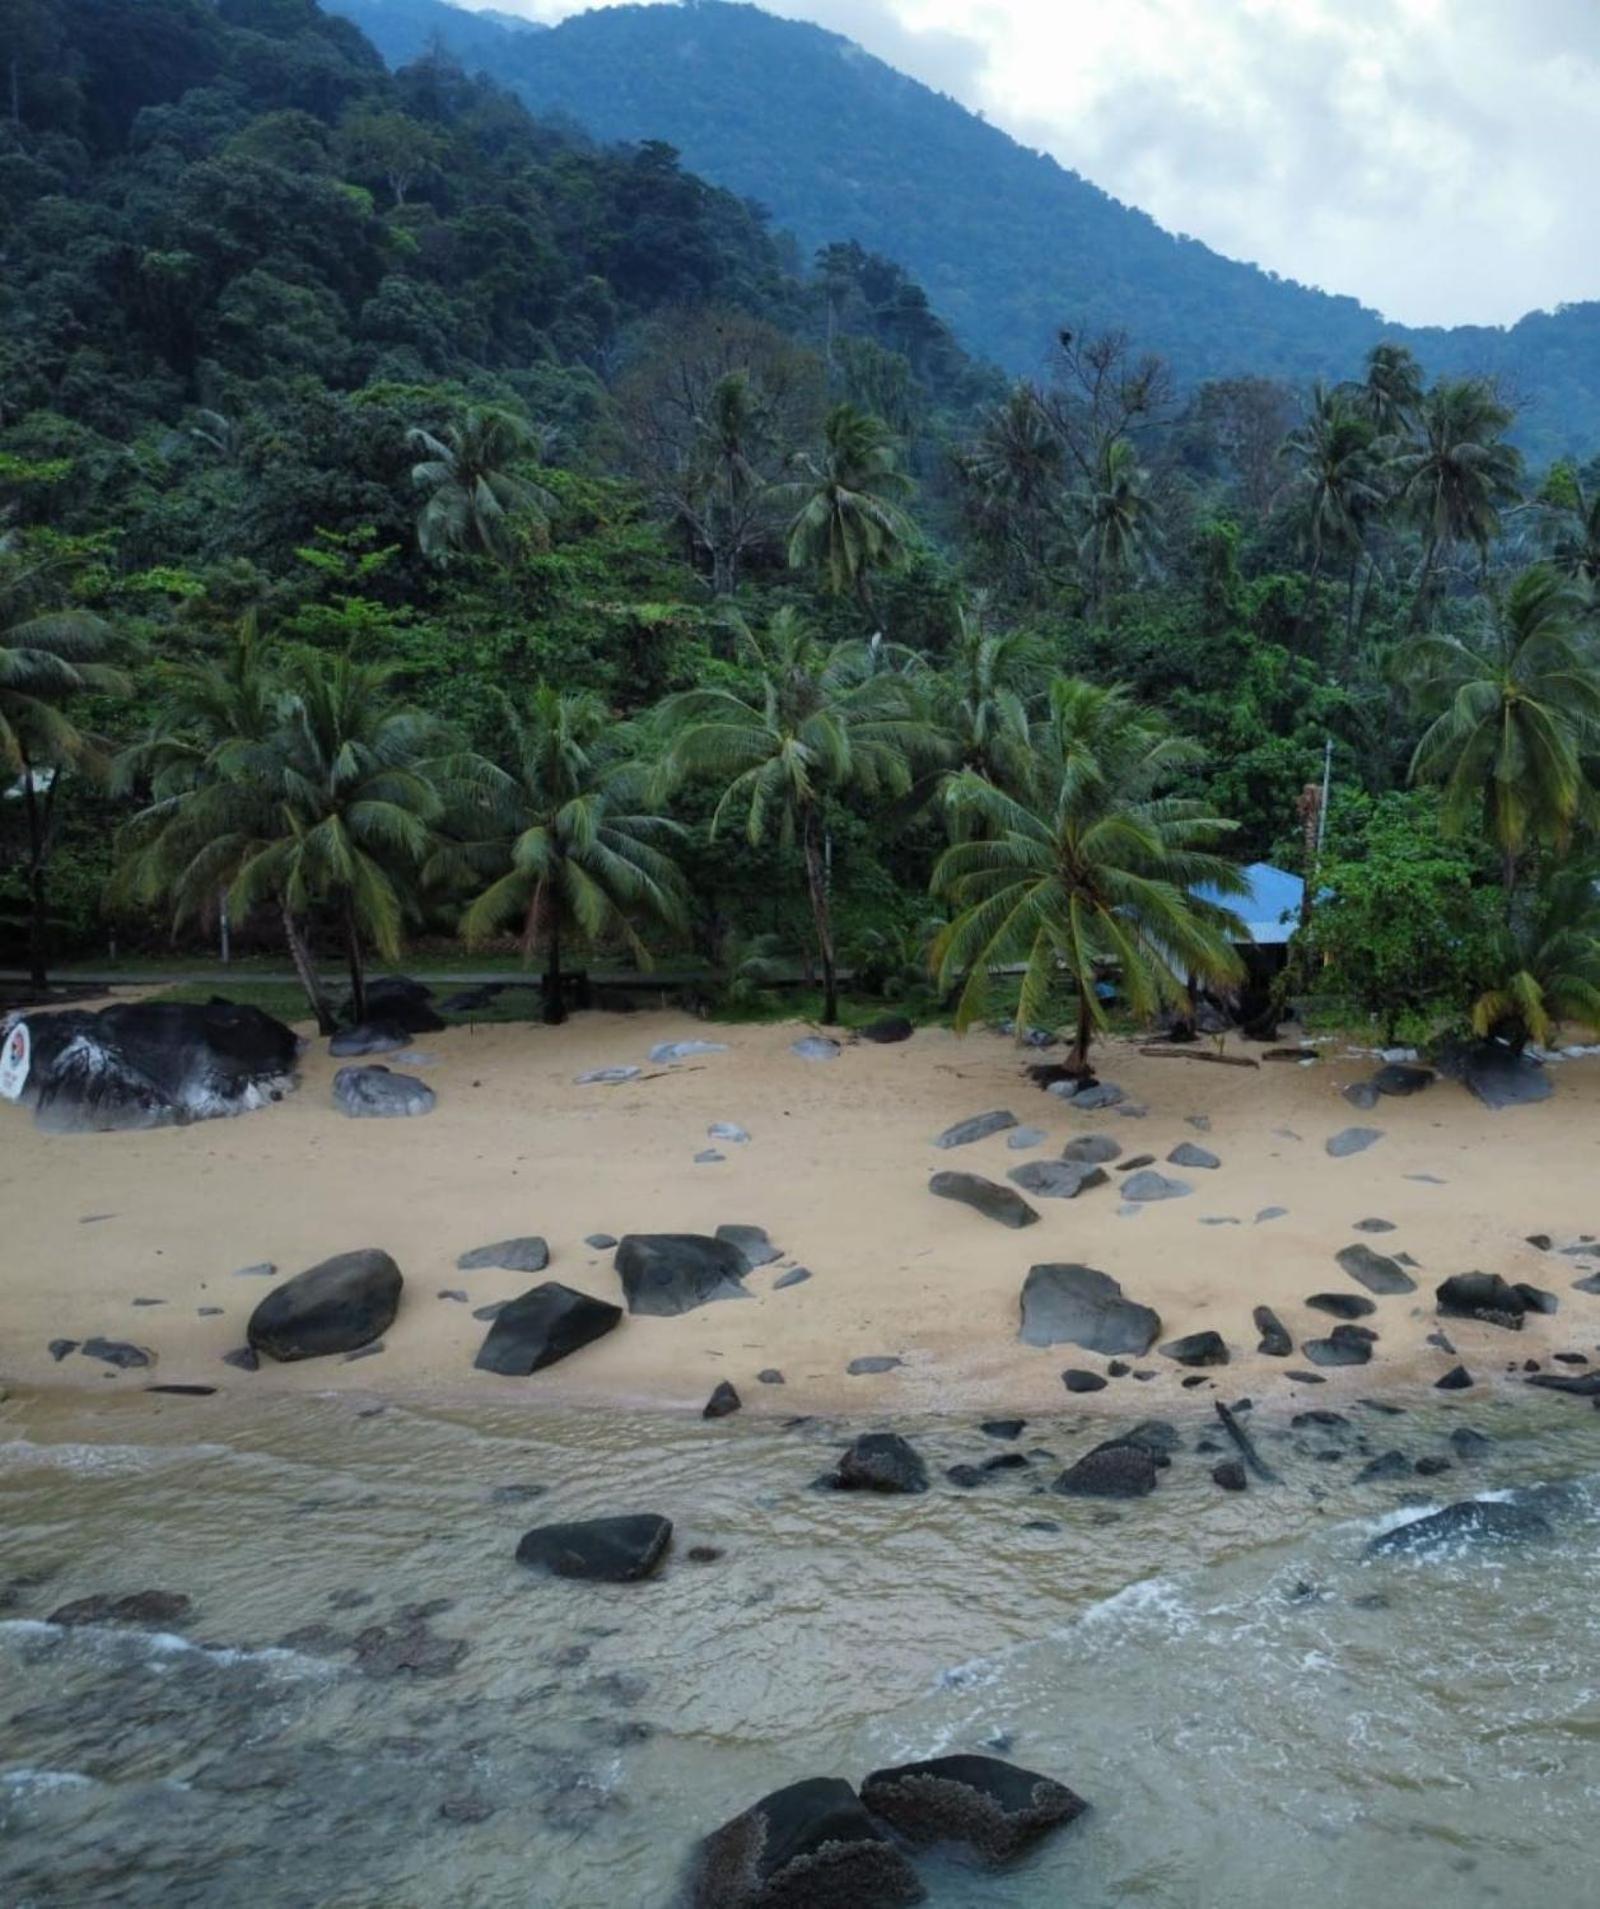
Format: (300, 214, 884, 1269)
(1279, 383, 1384, 634)
(931, 679, 1247, 1069)
(1076, 438, 1161, 621)
(1402, 564, 1600, 897)
(662, 606, 941, 1023)
(431, 687, 688, 1025)
(407, 406, 557, 565)
(1358, 342, 1425, 439)
(1391, 380, 1522, 625)
(1470, 861, 1600, 1051)
(915, 603, 1044, 792)
(1537, 462, 1600, 599)
(959, 383, 1066, 589)
(0, 553, 127, 990)
(782, 403, 916, 617)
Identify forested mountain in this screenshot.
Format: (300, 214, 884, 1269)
(331, 0, 1600, 458)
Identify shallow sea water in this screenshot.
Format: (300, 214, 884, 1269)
(3, 1385, 1599, 1907)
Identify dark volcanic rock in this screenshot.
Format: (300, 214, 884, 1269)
(331, 1064, 435, 1119)
(456, 1236, 549, 1274)
(703, 1381, 741, 1420)
(1326, 1127, 1383, 1158)
(516, 1514, 672, 1582)
(860, 1754, 1086, 1864)
(1062, 1133, 1121, 1165)
(945, 1463, 985, 1489)
(1434, 1039, 1552, 1111)
(859, 1015, 914, 1044)
(826, 1432, 928, 1494)
(1365, 1498, 1552, 1558)
(929, 1170, 1039, 1228)
(981, 1418, 1026, 1440)
(1007, 1160, 1108, 1199)
(1062, 1369, 1108, 1393)
(1450, 1427, 1493, 1461)
(474, 1282, 622, 1376)
(1307, 1292, 1377, 1320)
(1357, 1450, 1413, 1483)
(1437, 1272, 1529, 1329)
(1374, 1063, 1434, 1097)
(1434, 1365, 1475, 1390)
(11, 998, 299, 1133)
(685, 1777, 923, 1909)
(1019, 1263, 1161, 1355)
(614, 1235, 750, 1315)
(328, 1021, 410, 1058)
(1336, 1245, 1417, 1295)
(1302, 1325, 1375, 1368)
(1526, 1369, 1600, 1395)
(934, 1109, 1018, 1148)
(48, 1590, 191, 1629)
(1253, 1306, 1293, 1357)
(247, 1249, 401, 1362)
(1212, 1460, 1247, 1491)
(1053, 1439, 1159, 1498)
(79, 1337, 152, 1369)
(1160, 1331, 1229, 1368)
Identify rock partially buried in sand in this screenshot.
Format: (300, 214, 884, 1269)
(1326, 1127, 1383, 1158)
(1159, 1330, 1229, 1368)
(1336, 1244, 1417, 1295)
(1053, 1439, 1158, 1499)
(473, 1282, 622, 1375)
(1434, 1038, 1552, 1111)
(456, 1236, 549, 1274)
(1254, 1305, 1292, 1357)
(1019, 1263, 1161, 1355)
(715, 1224, 780, 1271)
(790, 1036, 841, 1062)
(614, 1235, 751, 1315)
(703, 1380, 741, 1419)
(1307, 1292, 1377, 1320)
(684, 1777, 923, 1909)
(1055, 1081, 1124, 1110)
(1365, 1498, 1552, 1559)
(1302, 1324, 1375, 1368)
(847, 1355, 903, 1375)
(515, 1513, 672, 1581)
(79, 1337, 152, 1370)
(1007, 1125, 1048, 1150)
(247, 1249, 401, 1362)
(332, 1065, 435, 1119)
(929, 1171, 1039, 1229)
(1007, 1160, 1108, 1200)
(1120, 1169, 1191, 1202)
(934, 1109, 1018, 1149)
(1166, 1142, 1220, 1170)
(1062, 1133, 1121, 1165)
(860, 1754, 1087, 1864)
(825, 1432, 928, 1493)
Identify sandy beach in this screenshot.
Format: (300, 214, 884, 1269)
(4, 1005, 1599, 1415)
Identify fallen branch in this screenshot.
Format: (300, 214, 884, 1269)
(1215, 1400, 1279, 1484)
(1138, 1045, 1259, 1069)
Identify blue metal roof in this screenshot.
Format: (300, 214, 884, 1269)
(1192, 862, 1304, 946)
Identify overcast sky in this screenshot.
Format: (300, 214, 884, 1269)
(480, 0, 1599, 328)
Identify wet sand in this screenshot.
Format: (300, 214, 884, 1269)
(4, 1008, 1599, 1415)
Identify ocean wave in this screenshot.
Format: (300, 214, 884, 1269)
(0, 1619, 340, 1677)
(0, 1439, 232, 1478)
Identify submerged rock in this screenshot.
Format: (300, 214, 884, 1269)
(1053, 1439, 1159, 1499)
(934, 1108, 1018, 1148)
(1365, 1498, 1552, 1559)
(473, 1282, 622, 1376)
(614, 1235, 750, 1315)
(1019, 1263, 1161, 1355)
(825, 1432, 928, 1494)
(929, 1170, 1039, 1228)
(332, 1065, 435, 1119)
(48, 1590, 192, 1629)
(515, 1513, 672, 1581)
(860, 1754, 1086, 1863)
(247, 1249, 401, 1362)
(684, 1777, 923, 1909)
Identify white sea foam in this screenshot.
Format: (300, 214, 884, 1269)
(0, 1439, 230, 1478)
(0, 1619, 339, 1678)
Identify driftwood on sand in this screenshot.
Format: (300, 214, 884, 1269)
(1138, 1045, 1260, 1069)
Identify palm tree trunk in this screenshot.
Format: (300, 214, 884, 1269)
(281, 896, 337, 1036)
(543, 921, 565, 1026)
(1071, 989, 1094, 1072)
(341, 897, 367, 1025)
(802, 805, 839, 1024)
(19, 752, 48, 994)
(1408, 536, 1441, 632)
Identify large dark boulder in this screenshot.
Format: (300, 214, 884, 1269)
(1019, 1263, 1161, 1355)
(1434, 1038, 1552, 1110)
(248, 1249, 401, 1362)
(1053, 1439, 1159, 1498)
(1365, 1498, 1553, 1559)
(825, 1432, 928, 1494)
(860, 1754, 1086, 1863)
(614, 1235, 751, 1315)
(515, 1513, 672, 1581)
(684, 1777, 924, 1909)
(473, 1282, 621, 1375)
(1437, 1272, 1529, 1329)
(332, 1064, 435, 1119)
(929, 1171, 1039, 1228)
(3, 999, 299, 1133)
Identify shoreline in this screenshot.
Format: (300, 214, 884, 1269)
(4, 1007, 1600, 1420)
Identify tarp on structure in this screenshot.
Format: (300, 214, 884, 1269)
(1191, 862, 1304, 946)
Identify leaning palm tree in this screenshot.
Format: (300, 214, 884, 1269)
(662, 606, 941, 1023)
(1391, 379, 1522, 625)
(932, 680, 1247, 1069)
(782, 403, 916, 617)
(1076, 438, 1161, 621)
(1402, 564, 1600, 897)
(431, 687, 688, 1025)
(1279, 383, 1384, 633)
(0, 553, 127, 990)
(407, 406, 557, 565)
(1470, 861, 1600, 1052)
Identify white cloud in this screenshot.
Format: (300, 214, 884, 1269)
(473, 0, 1600, 326)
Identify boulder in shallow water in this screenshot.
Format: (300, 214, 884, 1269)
(614, 1235, 750, 1315)
(1020, 1263, 1161, 1355)
(515, 1513, 672, 1581)
(1365, 1498, 1552, 1559)
(929, 1171, 1039, 1229)
(685, 1777, 924, 1909)
(3, 998, 299, 1134)
(48, 1589, 191, 1629)
(248, 1249, 401, 1362)
(457, 1236, 549, 1274)
(825, 1432, 928, 1494)
(1053, 1439, 1159, 1498)
(473, 1282, 621, 1376)
(332, 1064, 435, 1119)
(328, 1021, 410, 1058)
(860, 1753, 1087, 1864)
